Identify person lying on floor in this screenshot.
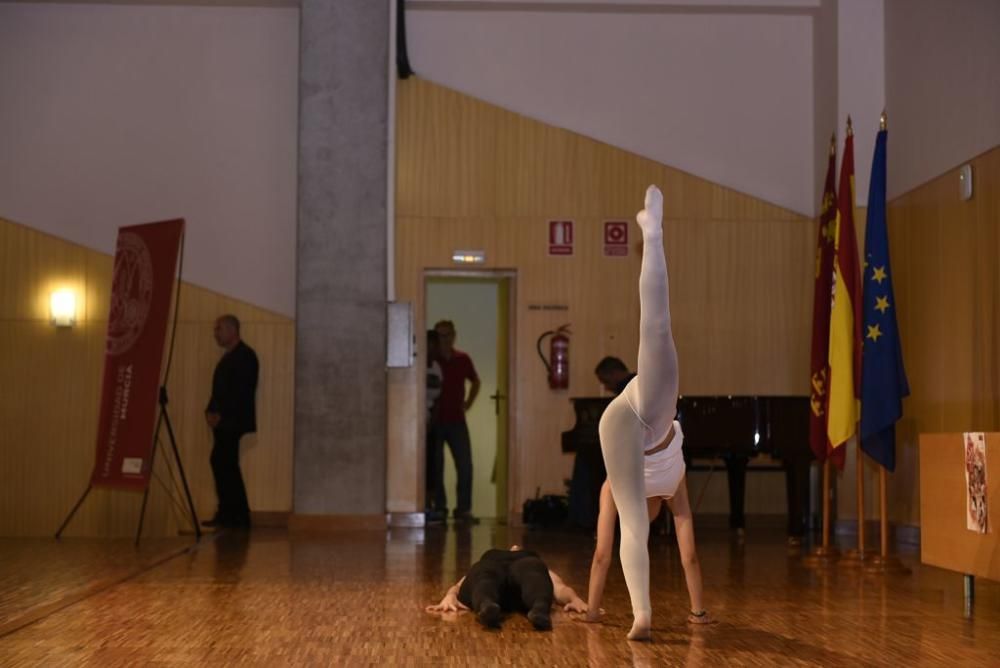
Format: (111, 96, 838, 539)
(426, 545, 588, 630)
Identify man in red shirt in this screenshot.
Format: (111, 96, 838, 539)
(430, 319, 481, 523)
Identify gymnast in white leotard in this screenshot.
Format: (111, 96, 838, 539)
(585, 185, 709, 640)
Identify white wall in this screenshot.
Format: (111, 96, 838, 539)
(884, 0, 1000, 199)
(0, 3, 299, 317)
(837, 0, 884, 207)
(406, 2, 817, 215)
(812, 0, 838, 206)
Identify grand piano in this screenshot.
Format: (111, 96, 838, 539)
(563, 395, 813, 531)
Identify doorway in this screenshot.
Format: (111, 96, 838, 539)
(425, 272, 514, 522)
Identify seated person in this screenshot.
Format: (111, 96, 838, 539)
(426, 545, 588, 630)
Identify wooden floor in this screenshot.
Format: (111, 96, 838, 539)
(0, 524, 997, 666)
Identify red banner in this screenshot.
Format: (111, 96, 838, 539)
(91, 219, 184, 490)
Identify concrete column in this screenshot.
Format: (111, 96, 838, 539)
(295, 1, 388, 515)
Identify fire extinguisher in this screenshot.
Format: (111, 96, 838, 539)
(537, 325, 571, 389)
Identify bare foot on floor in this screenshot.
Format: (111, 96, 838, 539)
(627, 613, 652, 641)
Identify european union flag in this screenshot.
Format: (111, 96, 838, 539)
(861, 127, 910, 471)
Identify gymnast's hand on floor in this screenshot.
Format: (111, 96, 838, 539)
(563, 599, 589, 614)
(426, 593, 469, 613)
(582, 608, 606, 623)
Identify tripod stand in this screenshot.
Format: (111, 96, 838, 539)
(56, 386, 201, 544)
(135, 386, 201, 544)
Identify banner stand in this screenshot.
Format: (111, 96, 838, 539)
(135, 386, 201, 545)
(55, 484, 94, 539)
(56, 221, 200, 544)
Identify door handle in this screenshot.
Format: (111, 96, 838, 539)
(490, 392, 507, 416)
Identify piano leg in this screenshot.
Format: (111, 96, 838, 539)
(567, 445, 607, 530)
(784, 455, 812, 538)
(724, 455, 748, 530)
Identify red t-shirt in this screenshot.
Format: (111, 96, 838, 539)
(433, 350, 479, 424)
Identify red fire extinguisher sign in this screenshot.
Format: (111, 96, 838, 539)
(548, 220, 574, 256)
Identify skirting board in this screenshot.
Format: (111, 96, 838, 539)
(288, 514, 387, 532)
(387, 512, 426, 528)
(250, 511, 291, 529)
(834, 519, 920, 547)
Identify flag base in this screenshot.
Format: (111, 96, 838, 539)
(838, 547, 877, 567)
(803, 544, 840, 566)
(864, 554, 911, 575)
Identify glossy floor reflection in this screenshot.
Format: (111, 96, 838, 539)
(1, 524, 998, 666)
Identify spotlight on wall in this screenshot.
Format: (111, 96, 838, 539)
(452, 250, 486, 265)
(959, 164, 973, 201)
(50, 289, 77, 327)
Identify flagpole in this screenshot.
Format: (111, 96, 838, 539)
(866, 465, 910, 574)
(804, 132, 840, 568)
(880, 466, 888, 557)
(805, 459, 839, 564)
(864, 108, 910, 576)
(838, 439, 873, 566)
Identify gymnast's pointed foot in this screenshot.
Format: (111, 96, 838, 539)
(636, 185, 663, 239)
(627, 611, 652, 641)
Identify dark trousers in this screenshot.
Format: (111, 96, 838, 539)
(458, 554, 553, 614)
(210, 429, 250, 523)
(430, 421, 473, 515)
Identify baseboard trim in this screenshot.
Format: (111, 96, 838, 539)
(288, 514, 387, 532)
(691, 513, 788, 529)
(835, 519, 920, 546)
(250, 511, 290, 528)
(387, 512, 426, 528)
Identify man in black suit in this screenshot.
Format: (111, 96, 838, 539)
(204, 314, 259, 529)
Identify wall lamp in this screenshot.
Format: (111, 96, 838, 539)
(50, 289, 77, 327)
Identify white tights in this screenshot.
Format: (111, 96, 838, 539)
(598, 185, 679, 629)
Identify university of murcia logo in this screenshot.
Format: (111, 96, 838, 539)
(107, 232, 153, 356)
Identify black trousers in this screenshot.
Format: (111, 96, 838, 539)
(458, 552, 553, 614)
(210, 428, 250, 523)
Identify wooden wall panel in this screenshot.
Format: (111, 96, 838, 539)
(0, 217, 294, 537)
(390, 78, 815, 518)
(872, 146, 1000, 526)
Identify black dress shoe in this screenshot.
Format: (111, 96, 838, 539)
(477, 601, 502, 629)
(527, 605, 552, 631)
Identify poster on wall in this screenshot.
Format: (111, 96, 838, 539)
(90, 219, 184, 491)
(964, 432, 988, 534)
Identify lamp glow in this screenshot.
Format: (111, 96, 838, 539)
(50, 289, 77, 327)
(452, 250, 486, 265)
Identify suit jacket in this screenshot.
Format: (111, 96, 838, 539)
(206, 340, 259, 435)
